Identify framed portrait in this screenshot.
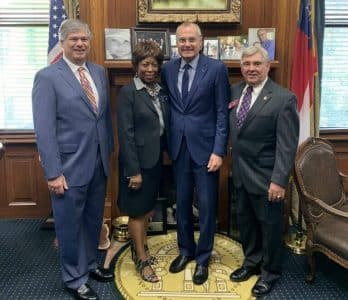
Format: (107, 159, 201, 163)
(169, 33, 180, 59)
(137, 0, 241, 23)
(131, 27, 170, 59)
(203, 38, 220, 60)
(218, 35, 248, 60)
(104, 28, 132, 60)
(248, 28, 276, 60)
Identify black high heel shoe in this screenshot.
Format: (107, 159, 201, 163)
(130, 243, 158, 265)
(145, 244, 158, 265)
(136, 258, 159, 283)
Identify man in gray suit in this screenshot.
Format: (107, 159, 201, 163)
(32, 19, 114, 300)
(229, 46, 299, 297)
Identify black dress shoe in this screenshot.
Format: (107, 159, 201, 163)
(66, 283, 98, 300)
(169, 255, 193, 273)
(229, 266, 260, 282)
(192, 264, 208, 285)
(252, 278, 273, 297)
(89, 267, 114, 282)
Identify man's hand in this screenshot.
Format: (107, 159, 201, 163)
(268, 182, 285, 202)
(48, 175, 68, 195)
(207, 153, 223, 172)
(128, 174, 142, 190)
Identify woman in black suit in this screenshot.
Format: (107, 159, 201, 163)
(117, 41, 167, 283)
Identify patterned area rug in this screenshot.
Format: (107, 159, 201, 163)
(114, 231, 257, 299)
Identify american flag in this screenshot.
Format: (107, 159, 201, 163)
(47, 0, 67, 64)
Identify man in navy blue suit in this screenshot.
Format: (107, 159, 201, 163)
(162, 22, 230, 285)
(32, 19, 114, 300)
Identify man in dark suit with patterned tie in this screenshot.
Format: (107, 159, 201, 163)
(229, 46, 299, 297)
(32, 19, 114, 300)
(161, 22, 230, 285)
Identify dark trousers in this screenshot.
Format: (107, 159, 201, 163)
(236, 186, 283, 283)
(173, 138, 218, 266)
(51, 151, 107, 289)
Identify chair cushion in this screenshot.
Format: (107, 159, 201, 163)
(314, 213, 348, 260)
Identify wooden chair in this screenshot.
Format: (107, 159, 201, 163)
(294, 137, 348, 282)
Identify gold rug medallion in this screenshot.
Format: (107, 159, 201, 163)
(114, 231, 257, 299)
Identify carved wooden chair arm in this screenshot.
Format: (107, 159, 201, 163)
(302, 189, 348, 222)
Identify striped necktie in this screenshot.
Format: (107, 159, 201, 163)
(237, 86, 253, 129)
(78, 67, 98, 114)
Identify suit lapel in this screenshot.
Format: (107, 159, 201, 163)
(57, 59, 98, 117)
(241, 79, 273, 129)
(159, 90, 168, 124)
(87, 62, 104, 117)
(172, 59, 182, 107)
(230, 82, 245, 131)
(139, 89, 158, 115)
(131, 81, 159, 116)
(187, 55, 208, 106)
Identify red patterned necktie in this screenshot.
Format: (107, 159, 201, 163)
(237, 86, 253, 129)
(78, 67, 98, 114)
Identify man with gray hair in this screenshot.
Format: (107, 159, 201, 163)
(229, 46, 299, 296)
(32, 19, 114, 300)
(162, 22, 230, 285)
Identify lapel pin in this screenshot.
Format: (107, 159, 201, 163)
(228, 99, 240, 109)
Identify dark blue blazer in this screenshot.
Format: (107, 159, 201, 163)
(32, 59, 114, 186)
(162, 54, 230, 165)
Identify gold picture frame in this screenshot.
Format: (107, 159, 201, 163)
(137, 0, 241, 23)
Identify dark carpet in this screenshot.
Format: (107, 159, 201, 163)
(0, 219, 347, 299)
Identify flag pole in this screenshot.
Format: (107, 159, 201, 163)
(285, 175, 306, 254)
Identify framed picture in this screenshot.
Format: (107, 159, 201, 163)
(131, 27, 170, 59)
(248, 28, 276, 60)
(104, 28, 132, 60)
(219, 35, 248, 60)
(169, 33, 180, 59)
(203, 38, 220, 60)
(137, 0, 241, 23)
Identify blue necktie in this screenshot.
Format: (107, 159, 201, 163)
(237, 86, 253, 129)
(181, 64, 191, 106)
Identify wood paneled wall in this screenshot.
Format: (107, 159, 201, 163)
(0, 134, 50, 217)
(78, 0, 300, 229)
(1, 1, 347, 227)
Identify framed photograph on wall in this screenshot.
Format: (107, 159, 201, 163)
(131, 27, 170, 59)
(248, 28, 276, 60)
(203, 38, 220, 60)
(169, 33, 180, 59)
(218, 35, 248, 60)
(137, 0, 241, 23)
(104, 28, 132, 60)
